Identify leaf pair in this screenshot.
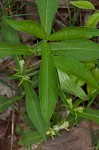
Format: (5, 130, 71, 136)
(1, 38, 99, 62)
(4, 18, 99, 41)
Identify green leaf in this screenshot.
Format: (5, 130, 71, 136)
(23, 81, 46, 140)
(48, 27, 99, 41)
(34, 39, 99, 61)
(0, 42, 32, 57)
(39, 42, 58, 126)
(77, 108, 99, 124)
(58, 70, 89, 100)
(1, 16, 21, 69)
(54, 56, 99, 89)
(86, 12, 99, 27)
(1, 18, 20, 44)
(5, 19, 47, 40)
(36, 0, 60, 35)
(51, 40, 99, 61)
(0, 95, 20, 112)
(18, 129, 42, 146)
(71, 1, 95, 10)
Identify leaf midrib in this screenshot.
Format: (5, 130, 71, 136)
(45, 0, 48, 33)
(45, 44, 49, 123)
(37, 46, 99, 51)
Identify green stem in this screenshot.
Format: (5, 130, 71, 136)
(27, 146, 31, 150)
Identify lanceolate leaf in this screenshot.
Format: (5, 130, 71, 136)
(51, 40, 99, 61)
(0, 42, 32, 57)
(39, 42, 58, 126)
(54, 56, 99, 89)
(5, 19, 47, 39)
(36, 0, 60, 35)
(58, 70, 89, 100)
(48, 27, 99, 41)
(0, 95, 20, 112)
(23, 81, 46, 140)
(34, 40, 99, 61)
(71, 1, 95, 10)
(18, 129, 42, 146)
(86, 12, 99, 27)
